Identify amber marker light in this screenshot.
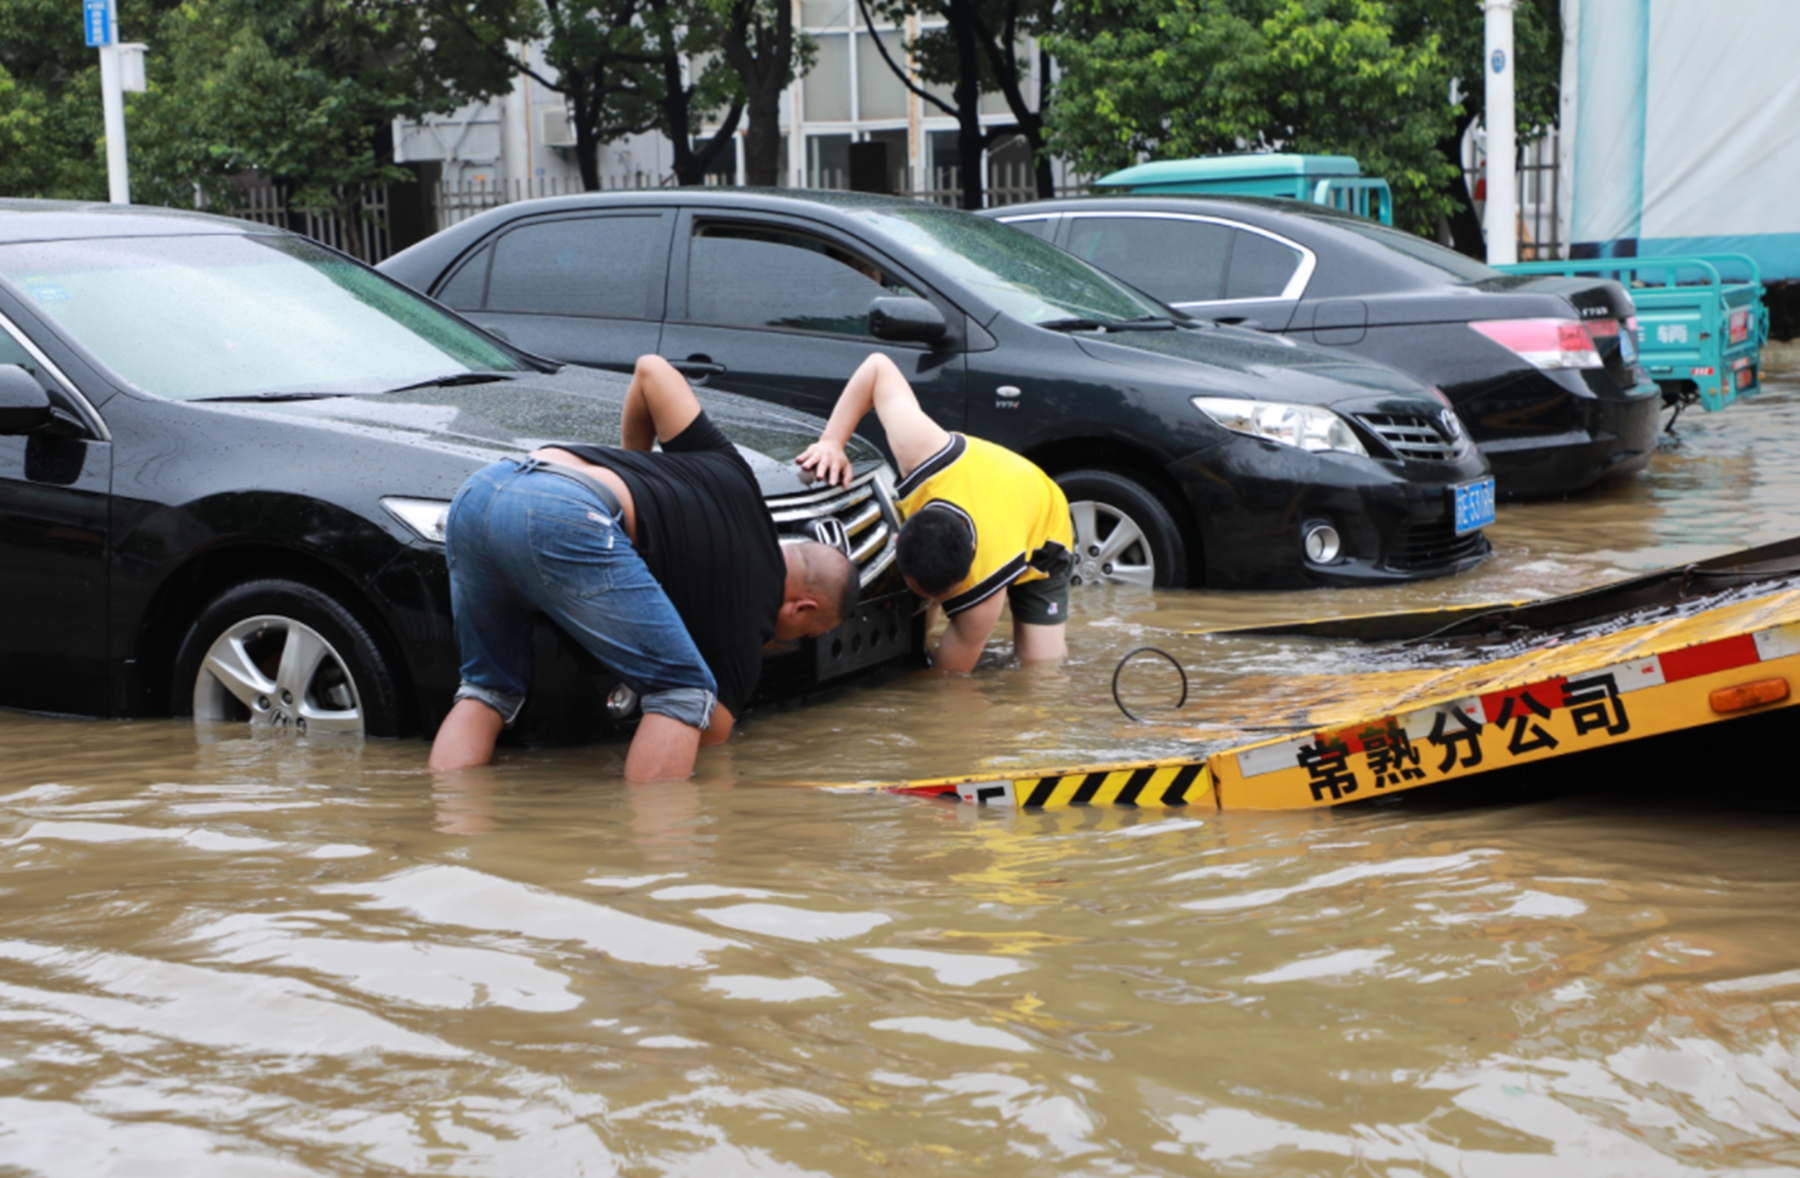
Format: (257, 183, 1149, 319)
(1709, 678, 1790, 714)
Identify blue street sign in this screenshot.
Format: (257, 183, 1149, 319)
(84, 0, 111, 47)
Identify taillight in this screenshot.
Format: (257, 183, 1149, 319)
(1469, 318, 1603, 369)
(1582, 318, 1619, 341)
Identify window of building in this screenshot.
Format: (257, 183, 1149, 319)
(805, 33, 851, 120)
(808, 134, 852, 188)
(857, 30, 909, 119)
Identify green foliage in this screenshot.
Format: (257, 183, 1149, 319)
(0, 0, 533, 209)
(1045, 0, 1519, 234)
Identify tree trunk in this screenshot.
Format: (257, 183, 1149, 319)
(950, 2, 985, 210)
(723, 2, 793, 187)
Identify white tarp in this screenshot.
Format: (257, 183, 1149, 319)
(1564, 0, 1800, 280)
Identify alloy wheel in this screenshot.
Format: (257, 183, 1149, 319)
(1067, 500, 1157, 587)
(192, 614, 364, 735)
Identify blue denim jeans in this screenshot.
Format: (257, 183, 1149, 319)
(445, 458, 717, 729)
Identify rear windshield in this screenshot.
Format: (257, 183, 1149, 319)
(848, 205, 1170, 324)
(0, 232, 523, 401)
(1328, 219, 1501, 283)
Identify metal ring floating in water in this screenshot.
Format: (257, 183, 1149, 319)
(1112, 646, 1188, 723)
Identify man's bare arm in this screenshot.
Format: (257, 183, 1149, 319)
(797, 353, 951, 487)
(929, 592, 1006, 673)
(622, 355, 704, 451)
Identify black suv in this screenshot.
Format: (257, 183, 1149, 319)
(0, 201, 912, 742)
(383, 191, 1495, 590)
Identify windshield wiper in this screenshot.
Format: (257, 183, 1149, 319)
(1038, 315, 1178, 333)
(188, 390, 363, 403)
(383, 371, 520, 393)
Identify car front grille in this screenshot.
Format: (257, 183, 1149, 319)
(1355, 412, 1461, 462)
(766, 468, 901, 590)
(1385, 517, 1488, 572)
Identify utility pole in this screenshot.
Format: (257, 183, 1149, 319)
(1483, 0, 1518, 265)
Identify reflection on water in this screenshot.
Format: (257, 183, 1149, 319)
(4, 377, 1800, 1174)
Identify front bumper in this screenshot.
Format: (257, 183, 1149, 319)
(1173, 437, 1494, 590)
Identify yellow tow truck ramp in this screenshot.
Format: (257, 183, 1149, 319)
(881, 540, 1800, 812)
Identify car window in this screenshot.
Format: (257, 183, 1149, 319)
(1066, 216, 1231, 303)
(852, 205, 1168, 325)
(1328, 218, 1499, 282)
(486, 215, 666, 319)
(434, 244, 491, 310)
(1226, 230, 1304, 299)
(1001, 217, 1057, 242)
(687, 222, 919, 336)
(0, 325, 38, 375)
(0, 233, 523, 401)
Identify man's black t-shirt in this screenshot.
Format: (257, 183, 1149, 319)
(554, 412, 785, 717)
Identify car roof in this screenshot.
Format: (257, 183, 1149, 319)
(0, 199, 280, 244)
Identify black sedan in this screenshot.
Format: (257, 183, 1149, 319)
(0, 201, 913, 741)
(981, 195, 1662, 500)
(381, 190, 1495, 590)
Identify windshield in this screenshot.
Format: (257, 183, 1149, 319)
(850, 206, 1170, 325)
(0, 233, 524, 401)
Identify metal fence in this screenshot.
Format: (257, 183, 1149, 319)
(1463, 130, 1564, 261)
(221, 183, 393, 263)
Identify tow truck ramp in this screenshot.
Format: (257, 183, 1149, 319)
(849, 540, 1800, 812)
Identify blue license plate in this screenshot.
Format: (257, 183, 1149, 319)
(1452, 478, 1496, 534)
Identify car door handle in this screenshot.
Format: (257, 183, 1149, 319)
(670, 358, 727, 380)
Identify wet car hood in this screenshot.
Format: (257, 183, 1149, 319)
(241, 365, 876, 497)
(1068, 322, 1437, 408)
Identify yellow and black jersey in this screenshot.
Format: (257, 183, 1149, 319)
(894, 433, 1073, 616)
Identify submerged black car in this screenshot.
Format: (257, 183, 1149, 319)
(981, 195, 1662, 500)
(381, 190, 1494, 590)
(0, 201, 912, 741)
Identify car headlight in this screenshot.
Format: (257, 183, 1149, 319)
(382, 497, 451, 544)
(1190, 396, 1368, 457)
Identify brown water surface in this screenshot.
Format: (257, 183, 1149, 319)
(5, 366, 1800, 1174)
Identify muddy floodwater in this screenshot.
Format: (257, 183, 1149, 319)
(6, 362, 1800, 1175)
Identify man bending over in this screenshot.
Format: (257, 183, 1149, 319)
(797, 353, 1070, 673)
(431, 355, 856, 780)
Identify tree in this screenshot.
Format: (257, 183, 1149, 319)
(433, 0, 744, 189)
(1, 0, 533, 247)
(1044, 0, 1463, 234)
(1389, 0, 1560, 254)
(716, 0, 810, 187)
(856, 0, 1055, 210)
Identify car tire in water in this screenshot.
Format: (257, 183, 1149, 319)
(1055, 469, 1189, 589)
(171, 578, 404, 737)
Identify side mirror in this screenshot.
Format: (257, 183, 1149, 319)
(869, 297, 948, 345)
(0, 365, 53, 436)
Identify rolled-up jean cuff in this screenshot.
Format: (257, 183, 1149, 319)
(640, 687, 716, 730)
(454, 681, 526, 726)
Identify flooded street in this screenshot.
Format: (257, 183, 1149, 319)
(6, 362, 1800, 1175)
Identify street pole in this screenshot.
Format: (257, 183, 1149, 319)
(1483, 0, 1517, 265)
(86, 0, 132, 203)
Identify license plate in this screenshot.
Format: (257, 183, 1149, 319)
(1452, 478, 1496, 534)
(1619, 325, 1638, 363)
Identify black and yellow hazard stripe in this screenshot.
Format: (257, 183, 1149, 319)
(889, 759, 1215, 810)
(1014, 763, 1210, 808)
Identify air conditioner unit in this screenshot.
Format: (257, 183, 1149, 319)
(541, 107, 578, 148)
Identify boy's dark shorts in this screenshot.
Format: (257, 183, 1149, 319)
(1007, 561, 1071, 626)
